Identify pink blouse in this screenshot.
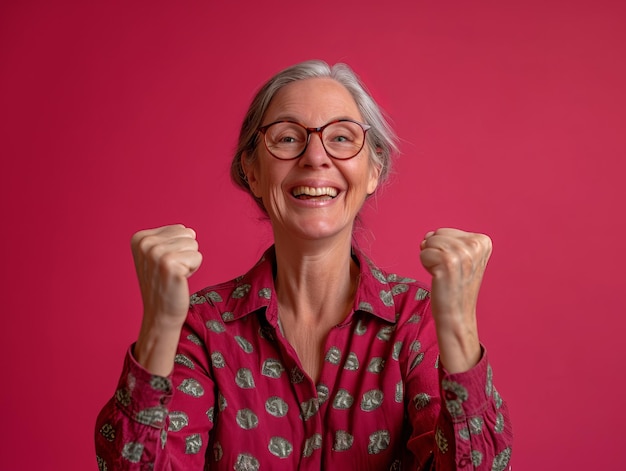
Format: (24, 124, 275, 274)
(95, 246, 513, 470)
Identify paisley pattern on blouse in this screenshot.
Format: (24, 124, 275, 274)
(95, 245, 513, 470)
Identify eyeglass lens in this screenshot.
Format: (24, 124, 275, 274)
(265, 121, 365, 160)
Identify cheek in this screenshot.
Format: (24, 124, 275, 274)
(347, 159, 380, 196)
(254, 164, 288, 202)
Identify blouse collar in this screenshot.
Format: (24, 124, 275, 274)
(206, 245, 418, 326)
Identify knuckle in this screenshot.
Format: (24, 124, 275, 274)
(476, 234, 493, 256)
(467, 236, 482, 252)
(166, 224, 195, 239)
(158, 252, 181, 275)
(130, 229, 148, 249)
(144, 237, 165, 259)
(444, 252, 461, 268)
(135, 237, 152, 257)
(484, 234, 493, 251)
(170, 223, 188, 234)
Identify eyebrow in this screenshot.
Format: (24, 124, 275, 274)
(263, 115, 362, 127)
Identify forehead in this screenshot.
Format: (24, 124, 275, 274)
(264, 78, 362, 124)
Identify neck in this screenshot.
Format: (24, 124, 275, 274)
(273, 232, 358, 326)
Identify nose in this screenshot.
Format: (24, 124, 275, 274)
(299, 131, 331, 167)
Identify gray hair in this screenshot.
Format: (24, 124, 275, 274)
(230, 60, 399, 212)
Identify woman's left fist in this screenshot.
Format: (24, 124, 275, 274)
(419, 228, 492, 330)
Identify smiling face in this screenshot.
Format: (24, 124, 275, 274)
(243, 78, 380, 244)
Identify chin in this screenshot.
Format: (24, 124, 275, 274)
(285, 219, 354, 243)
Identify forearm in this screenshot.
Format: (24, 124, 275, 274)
(95, 311, 214, 471)
(135, 318, 184, 376)
(95, 348, 175, 470)
(406, 347, 513, 471)
(433, 351, 513, 470)
(435, 316, 481, 374)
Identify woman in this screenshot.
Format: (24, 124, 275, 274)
(95, 60, 513, 470)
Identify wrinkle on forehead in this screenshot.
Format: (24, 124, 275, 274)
(263, 78, 364, 128)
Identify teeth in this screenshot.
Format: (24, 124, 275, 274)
(292, 186, 338, 198)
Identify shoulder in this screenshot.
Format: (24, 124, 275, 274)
(353, 247, 432, 325)
(190, 278, 242, 309)
(187, 246, 276, 324)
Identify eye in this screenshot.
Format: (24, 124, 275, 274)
(279, 135, 299, 144)
(268, 123, 306, 145)
(326, 124, 358, 144)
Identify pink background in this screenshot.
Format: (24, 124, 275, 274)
(1, 0, 625, 469)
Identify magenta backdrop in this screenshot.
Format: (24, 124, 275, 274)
(1, 1, 625, 469)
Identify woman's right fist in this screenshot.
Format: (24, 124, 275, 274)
(131, 224, 203, 331)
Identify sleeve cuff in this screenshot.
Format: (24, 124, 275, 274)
(112, 344, 175, 428)
(438, 346, 495, 421)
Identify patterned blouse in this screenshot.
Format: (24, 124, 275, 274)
(95, 246, 513, 470)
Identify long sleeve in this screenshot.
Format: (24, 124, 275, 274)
(405, 343, 513, 470)
(95, 309, 216, 470)
(95, 247, 514, 470)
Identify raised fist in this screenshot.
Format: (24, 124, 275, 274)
(131, 224, 202, 375)
(420, 228, 492, 372)
(131, 224, 202, 328)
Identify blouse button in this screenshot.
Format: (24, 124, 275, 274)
(290, 367, 306, 384)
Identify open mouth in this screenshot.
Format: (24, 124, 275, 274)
(292, 186, 338, 200)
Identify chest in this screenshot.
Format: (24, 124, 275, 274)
(205, 316, 409, 469)
(278, 316, 333, 384)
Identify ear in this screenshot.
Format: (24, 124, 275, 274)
(366, 162, 381, 195)
(241, 153, 262, 198)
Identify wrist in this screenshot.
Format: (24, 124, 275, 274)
(134, 322, 183, 376)
(435, 322, 481, 374)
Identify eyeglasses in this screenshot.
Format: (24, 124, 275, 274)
(257, 119, 371, 160)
